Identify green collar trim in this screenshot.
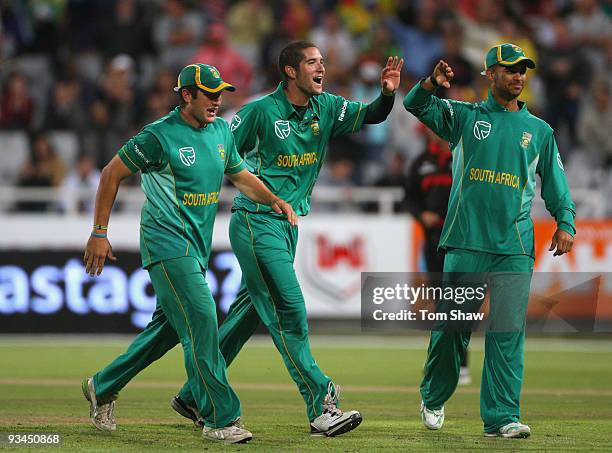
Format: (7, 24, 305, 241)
(271, 82, 321, 120)
(484, 90, 527, 113)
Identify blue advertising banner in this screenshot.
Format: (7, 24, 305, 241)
(0, 250, 242, 333)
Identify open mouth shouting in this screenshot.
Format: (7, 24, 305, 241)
(310, 74, 324, 94)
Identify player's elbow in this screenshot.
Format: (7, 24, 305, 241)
(100, 161, 125, 188)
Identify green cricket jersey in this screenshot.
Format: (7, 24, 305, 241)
(118, 107, 246, 269)
(229, 82, 367, 216)
(403, 83, 576, 257)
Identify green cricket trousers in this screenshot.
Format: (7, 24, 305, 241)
(420, 248, 534, 432)
(178, 210, 332, 422)
(92, 256, 241, 428)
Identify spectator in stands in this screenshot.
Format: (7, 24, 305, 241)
(388, 77, 427, 166)
(191, 22, 253, 104)
(337, 0, 374, 36)
(60, 154, 101, 214)
(319, 83, 365, 190)
(528, 0, 562, 51)
(226, 0, 273, 67)
(279, 0, 312, 40)
(310, 10, 358, 87)
(153, 0, 205, 71)
(360, 22, 403, 67)
(567, 0, 611, 70)
(352, 60, 390, 183)
(578, 81, 612, 167)
(15, 132, 65, 212)
(375, 152, 407, 189)
(429, 21, 474, 99)
(0, 71, 35, 130)
(96, 0, 152, 61)
(142, 69, 176, 124)
(539, 19, 592, 149)
(456, 0, 502, 70)
(316, 152, 360, 213)
(318, 157, 357, 189)
(370, 152, 408, 213)
(45, 75, 87, 131)
(260, 25, 295, 88)
(26, 0, 66, 54)
(404, 127, 452, 273)
(85, 54, 139, 168)
(0, 7, 18, 59)
(387, 3, 443, 79)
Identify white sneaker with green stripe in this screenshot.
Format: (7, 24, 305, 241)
(82, 377, 116, 431)
(484, 422, 531, 438)
(310, 382, 362, 437)
(420, 401, 444, 430)
(170, 396, 204, 428)
(202, 418, 252, 444)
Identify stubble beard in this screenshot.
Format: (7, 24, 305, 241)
(297, 81, 316, 100)
(494, 76, 522, 102)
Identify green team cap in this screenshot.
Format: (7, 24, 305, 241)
(481, 43, 536, 75)
(174, 63, 236, 93)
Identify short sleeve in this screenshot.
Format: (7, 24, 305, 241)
(230, 102, 260, 155)
(118, 130, 164, 173)
(224, 128, 246, 175)
(328, 93, 367, 138)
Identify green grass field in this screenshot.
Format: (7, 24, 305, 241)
(1, 335, 611, 452)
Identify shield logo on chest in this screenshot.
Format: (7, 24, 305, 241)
(473, 121, 491, 140)
(179, 147, 196, 166)
(274, 120, 291, 139)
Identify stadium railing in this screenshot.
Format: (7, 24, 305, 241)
(0, 186, 606, 217)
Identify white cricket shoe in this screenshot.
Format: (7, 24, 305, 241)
(484, 422, 531, 438)
(82, 377, 116, 431)
(458, 366, 472, 385)
(170, 396, 205, 428)
(420, 401, 444, 430)
(203, 418, 252, 444)
(310, 382, 362, 437)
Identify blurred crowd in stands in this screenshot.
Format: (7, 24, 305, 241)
(0, 0, 610, 215)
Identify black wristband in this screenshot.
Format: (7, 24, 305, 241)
(429, 75, 439, 88)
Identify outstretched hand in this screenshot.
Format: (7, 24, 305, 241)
(432, 60, 454, 89)
(381, 56, 404, 95)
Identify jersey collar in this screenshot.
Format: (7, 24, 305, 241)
(484, 90, 527, 113)
(272, 81, 321, 120)
(174, 106, 211, 130)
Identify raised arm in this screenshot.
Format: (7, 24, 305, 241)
(403, 60, 468, 147)
(363, 56, 404, 124)
(422, 60, 454, 91)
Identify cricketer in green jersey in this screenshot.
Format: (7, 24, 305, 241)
(174, 41, 404, 437)
(82, 63, 296, 445)
(404, 43, 576, 438)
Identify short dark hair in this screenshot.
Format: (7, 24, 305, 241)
(278, 41, 317, 80)
(178, 85, 199, 107)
